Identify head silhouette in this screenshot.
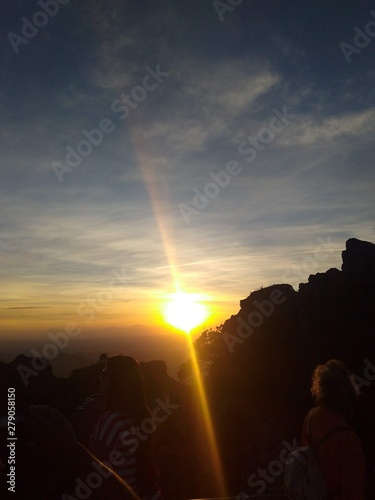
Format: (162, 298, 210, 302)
(101, 355, 148, 421)
(311, 359, 358, 416)
(101, 356, 158, 494)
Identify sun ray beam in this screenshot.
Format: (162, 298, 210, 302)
(187, 334, 227, 497)
(128, 129, 227, 497)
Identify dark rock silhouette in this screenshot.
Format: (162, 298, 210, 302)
(99, 352, 108, 363)
(342, 237, 375, 284)
(188, 238, 375, 495)
(1, 238, 374, 498)
(0, 354, 54, 416)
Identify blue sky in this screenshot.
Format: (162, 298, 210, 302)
(0, 0, 374, 338)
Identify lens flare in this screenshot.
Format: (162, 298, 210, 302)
(163, 292, 209, 333)
(187, 336, 227, 496)
(129, 127, 227, 496)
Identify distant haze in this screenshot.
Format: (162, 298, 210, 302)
(0, 331, 191, 379)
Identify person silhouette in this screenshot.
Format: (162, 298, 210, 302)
(89, 355, 162, 500)
(26, 404, 140, 499)
(301, 359, 365, 500)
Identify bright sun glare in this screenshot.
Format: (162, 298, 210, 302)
(163, 292, 209, 333)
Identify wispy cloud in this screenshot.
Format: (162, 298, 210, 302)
(5, 307, 50, 310)
(1, 1, 374, 337)
(282, 108, 375, 145)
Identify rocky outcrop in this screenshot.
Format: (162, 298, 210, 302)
(342, 237, 375, 285)
(204, 238, 375, 495)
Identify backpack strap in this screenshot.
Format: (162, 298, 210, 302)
(306, 407, 317, 446)
(306, 408, 351, 450)
(314, 426, 351, 451)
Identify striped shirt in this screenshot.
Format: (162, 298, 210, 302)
(89, 411, 139, 493)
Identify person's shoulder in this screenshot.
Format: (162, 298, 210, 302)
(303, 406, 348, 437)
(313, 406, 348, 426)
(302, 406, 319, 427)
(317, 410, 362, 449)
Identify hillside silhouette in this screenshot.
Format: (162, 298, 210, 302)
(186, 237, 375, 495)
(1, 237, 374, 499)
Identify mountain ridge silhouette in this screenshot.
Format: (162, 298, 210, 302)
(1, 238, 375, 498)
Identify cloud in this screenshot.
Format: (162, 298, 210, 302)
(282, 108, 375, 146)
(5, 307, 50, 310)
(128, 61, 280, 162)
(1, 0, 375, 337)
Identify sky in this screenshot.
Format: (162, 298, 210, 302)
(0, 0, 374, 341)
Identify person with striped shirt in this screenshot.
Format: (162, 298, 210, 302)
(89, 355, 162, 500)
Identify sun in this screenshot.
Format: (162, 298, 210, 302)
(163, 292, 209, 333)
